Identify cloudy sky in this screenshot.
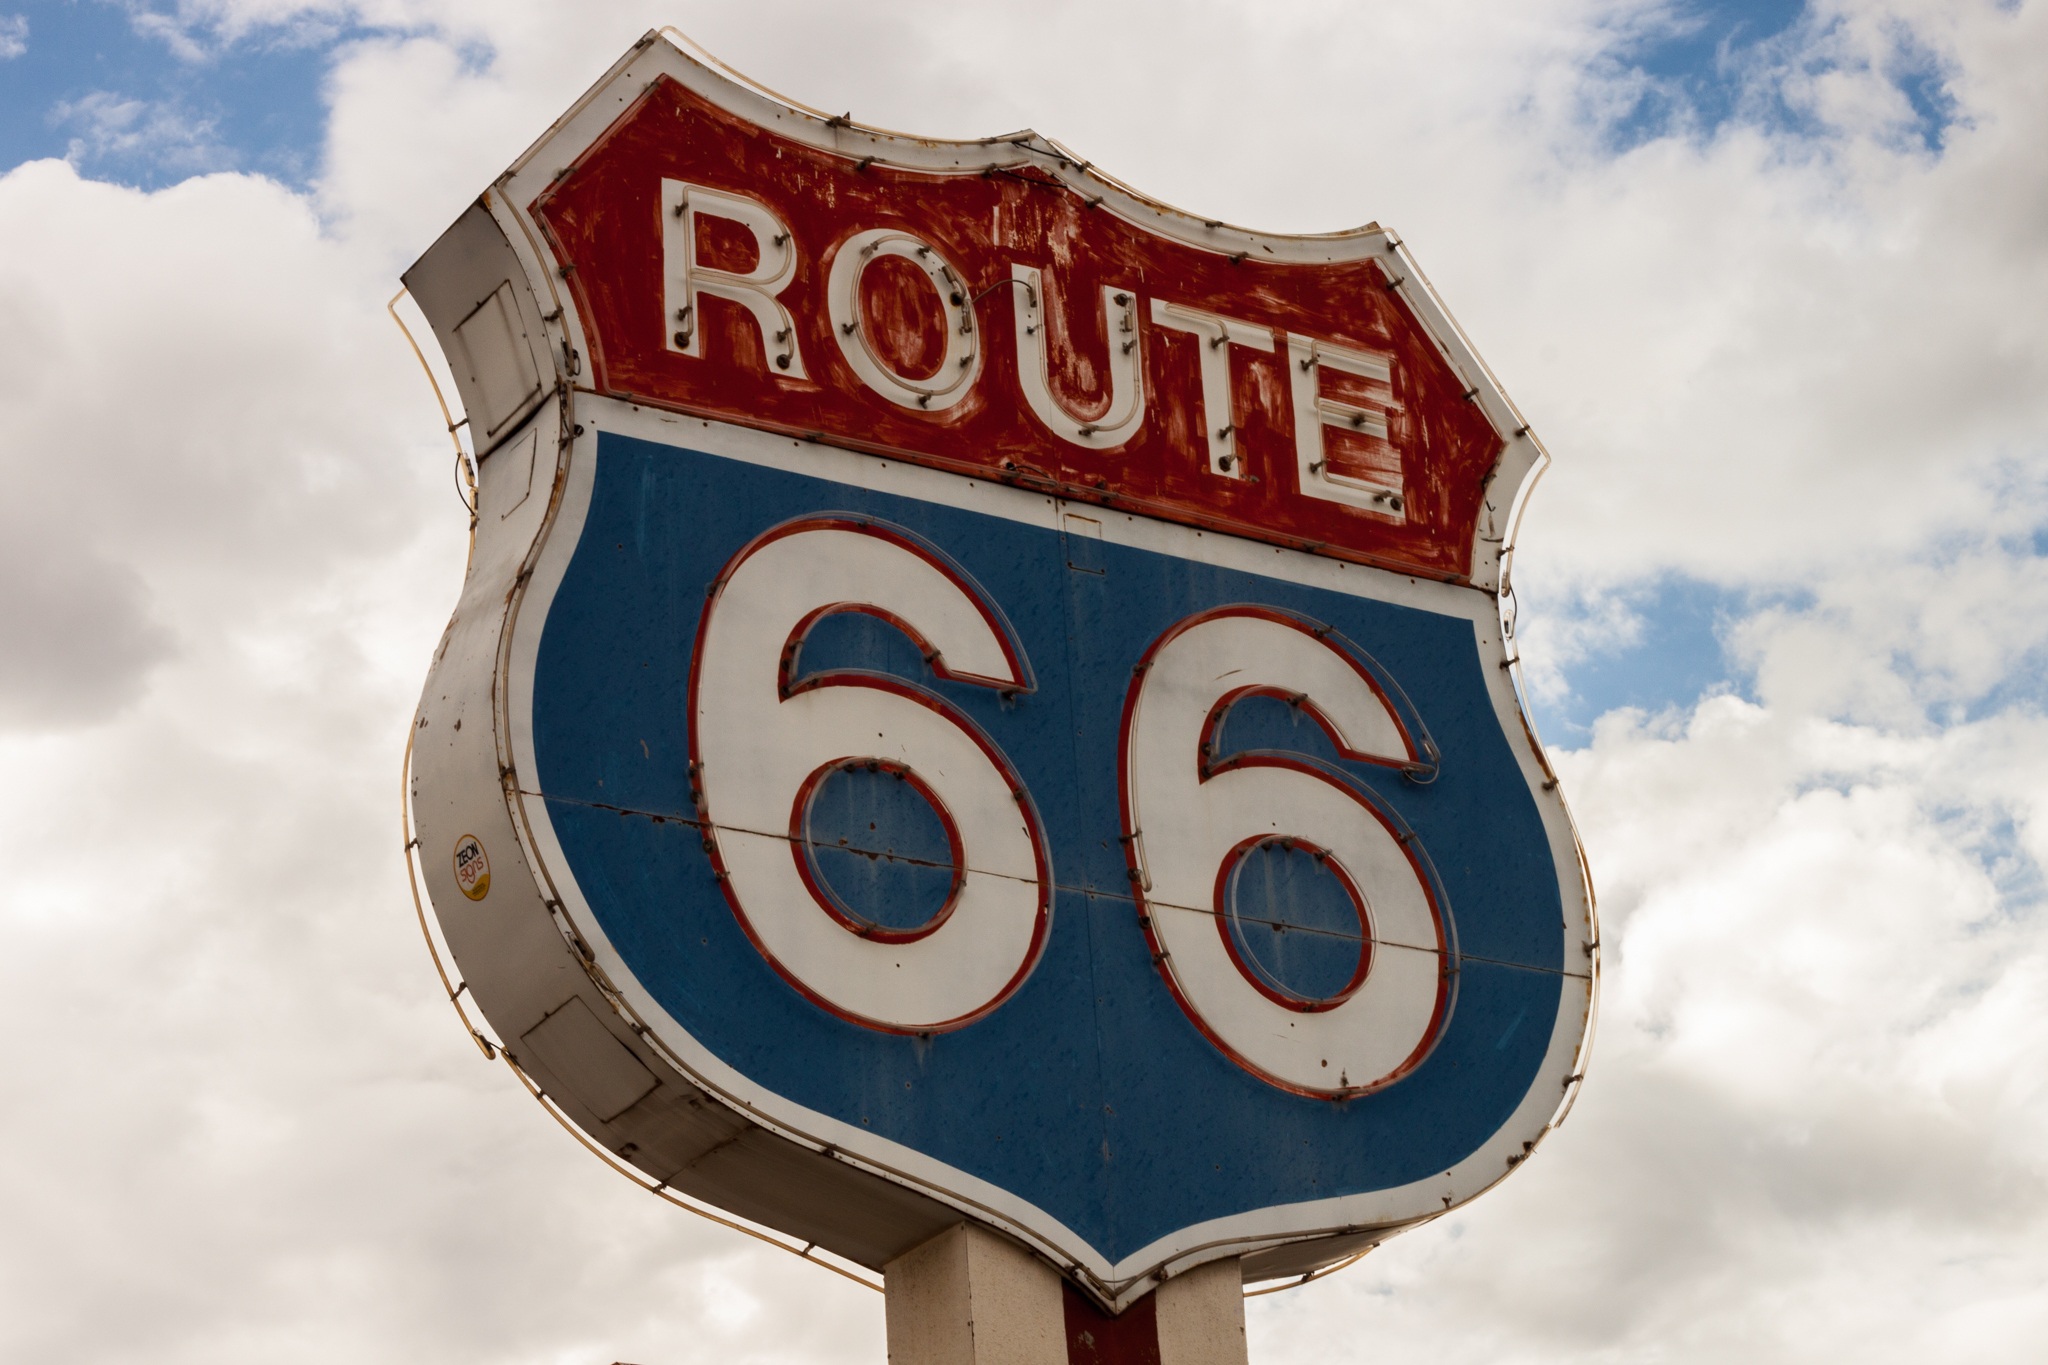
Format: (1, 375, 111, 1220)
(2, 0, 2045, 1360)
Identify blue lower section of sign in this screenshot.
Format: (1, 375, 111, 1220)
(533, 433, 1566, 1262)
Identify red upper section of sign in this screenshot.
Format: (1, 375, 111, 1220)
(534, 78, 1503, 581)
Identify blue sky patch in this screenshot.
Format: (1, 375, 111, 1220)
(1600, 0, 1957, 152)
(0, 1, 387, 187)
(1525, 576, 1758, 746)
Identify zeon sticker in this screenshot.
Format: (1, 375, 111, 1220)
(453, 834, 491, 901)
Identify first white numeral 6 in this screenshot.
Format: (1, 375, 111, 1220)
(690, 517, 1050, 1034)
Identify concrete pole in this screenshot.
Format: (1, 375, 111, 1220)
(884, 1224, 1248, 1365)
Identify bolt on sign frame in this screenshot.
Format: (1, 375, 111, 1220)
(401, 29, 1596, 1314)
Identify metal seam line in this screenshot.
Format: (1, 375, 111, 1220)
(520, 787, 1588, 979)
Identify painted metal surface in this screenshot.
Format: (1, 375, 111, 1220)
(401, 31, 1596, 1312)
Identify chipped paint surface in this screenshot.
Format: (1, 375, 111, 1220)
(533, 78, 1508, 583)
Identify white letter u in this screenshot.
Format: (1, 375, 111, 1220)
(1010, 264, 1145, 450)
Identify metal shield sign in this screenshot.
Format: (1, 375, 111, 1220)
(403, 32, 1595, 1310)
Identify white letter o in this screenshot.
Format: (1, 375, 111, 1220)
(827, 229, 981, 412)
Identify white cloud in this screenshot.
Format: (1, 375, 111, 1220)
(4, 1, 2048, 1361)
(49, 91, 231, 173)
(128, 1, 358, 62)
(0, 14, 24, 60)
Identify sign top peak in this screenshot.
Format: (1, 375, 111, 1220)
(474, 29, 1544, 590)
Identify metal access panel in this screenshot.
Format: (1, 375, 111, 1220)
(401, 31, 1595, 1312)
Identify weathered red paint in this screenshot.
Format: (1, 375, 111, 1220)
(533, 78, 1504, 581)
(1063, 1277, 1161, 1365)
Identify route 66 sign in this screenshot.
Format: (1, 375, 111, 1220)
(403, 32, 1595, 1310)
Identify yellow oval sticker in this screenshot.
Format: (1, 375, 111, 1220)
(453, 834, 491, 901)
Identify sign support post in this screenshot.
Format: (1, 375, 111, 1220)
(886, 1226, 1246, 1365)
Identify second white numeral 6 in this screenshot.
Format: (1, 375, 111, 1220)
(1120, 607, 1452, 1096)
